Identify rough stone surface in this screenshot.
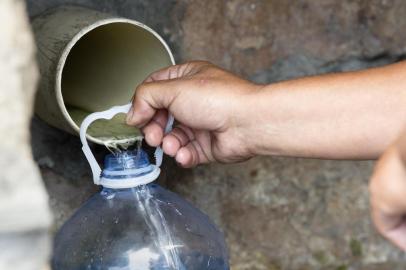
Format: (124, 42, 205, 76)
(0, 0, 51, 269)
(26, 0, 406, 269)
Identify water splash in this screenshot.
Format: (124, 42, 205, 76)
(102, 136, 143, 156)
(133, 187, 184, 270)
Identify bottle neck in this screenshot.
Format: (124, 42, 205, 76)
(100, 150, 160, 189)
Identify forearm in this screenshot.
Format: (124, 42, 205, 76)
(245, 61, 406, 159)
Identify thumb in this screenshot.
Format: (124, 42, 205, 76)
(126, 61, 210, 127)
(126, 80, 179, 127)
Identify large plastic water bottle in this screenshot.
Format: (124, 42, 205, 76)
(52, 104, 229, 270)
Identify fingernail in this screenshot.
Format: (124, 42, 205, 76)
(126, 107, 134, 124)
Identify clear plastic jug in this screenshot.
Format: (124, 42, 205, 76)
(51, 104, 229, 269)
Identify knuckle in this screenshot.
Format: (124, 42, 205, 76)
(191, 60, 211, 66)
(137, 105, 151, 118)
(136, 84, 148, 97)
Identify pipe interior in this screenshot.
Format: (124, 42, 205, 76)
(61, 22, 173, 142)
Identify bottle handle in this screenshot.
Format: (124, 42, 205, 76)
(79, 103, 174, 185)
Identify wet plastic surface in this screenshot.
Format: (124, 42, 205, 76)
(52, 150, 229, 270)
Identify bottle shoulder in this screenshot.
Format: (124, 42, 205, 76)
(53, 183, 229, 270)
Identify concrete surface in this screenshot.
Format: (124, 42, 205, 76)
(0, 1, 51, 269)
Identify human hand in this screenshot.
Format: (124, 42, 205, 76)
(126, 61, 261, 167)
(369, 128, 406, 250)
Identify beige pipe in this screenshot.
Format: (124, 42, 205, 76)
(32, 6, 175, 144)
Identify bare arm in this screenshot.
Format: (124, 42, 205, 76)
(128, 61, 406, 164)
(127, 60, 406, 250)
(246, 62, 406, 159)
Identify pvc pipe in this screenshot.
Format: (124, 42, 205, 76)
(32, 6, 175, 144)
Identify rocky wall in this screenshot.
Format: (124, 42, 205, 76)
(26, 0, 406, 269)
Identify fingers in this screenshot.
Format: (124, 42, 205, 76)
(143, 61, 210, 83)
(140, 110, 167, 147)
(162, 127, 190, 156)
(175, 140, 209, 168)
(127, 65, 183, 126)
(141, 119, 206, 167)
(126, 61, 216, 166)
(127, 73, 192, 126)
(126, 80, 176, 126)
(396, 128, 406, 165)
(145, 64, 185, 82)
(127, 61, 213, 127)
(371, 207, 406, 250)
(370, 144, 406, 251)
(163, 125, 196, 167)
(126, 87, 154, 127)
(162, 125, 210, 168)
(175, 143, 198, 168)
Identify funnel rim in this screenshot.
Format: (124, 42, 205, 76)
(55, 17, 175, 144)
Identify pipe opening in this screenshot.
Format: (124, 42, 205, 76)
(60, 21, 173, 143)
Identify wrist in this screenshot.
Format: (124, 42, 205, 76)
(238, 82, 287, 157)
(232, 83, 269, 157)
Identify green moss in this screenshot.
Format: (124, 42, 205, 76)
(350, 238, 362, 257)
